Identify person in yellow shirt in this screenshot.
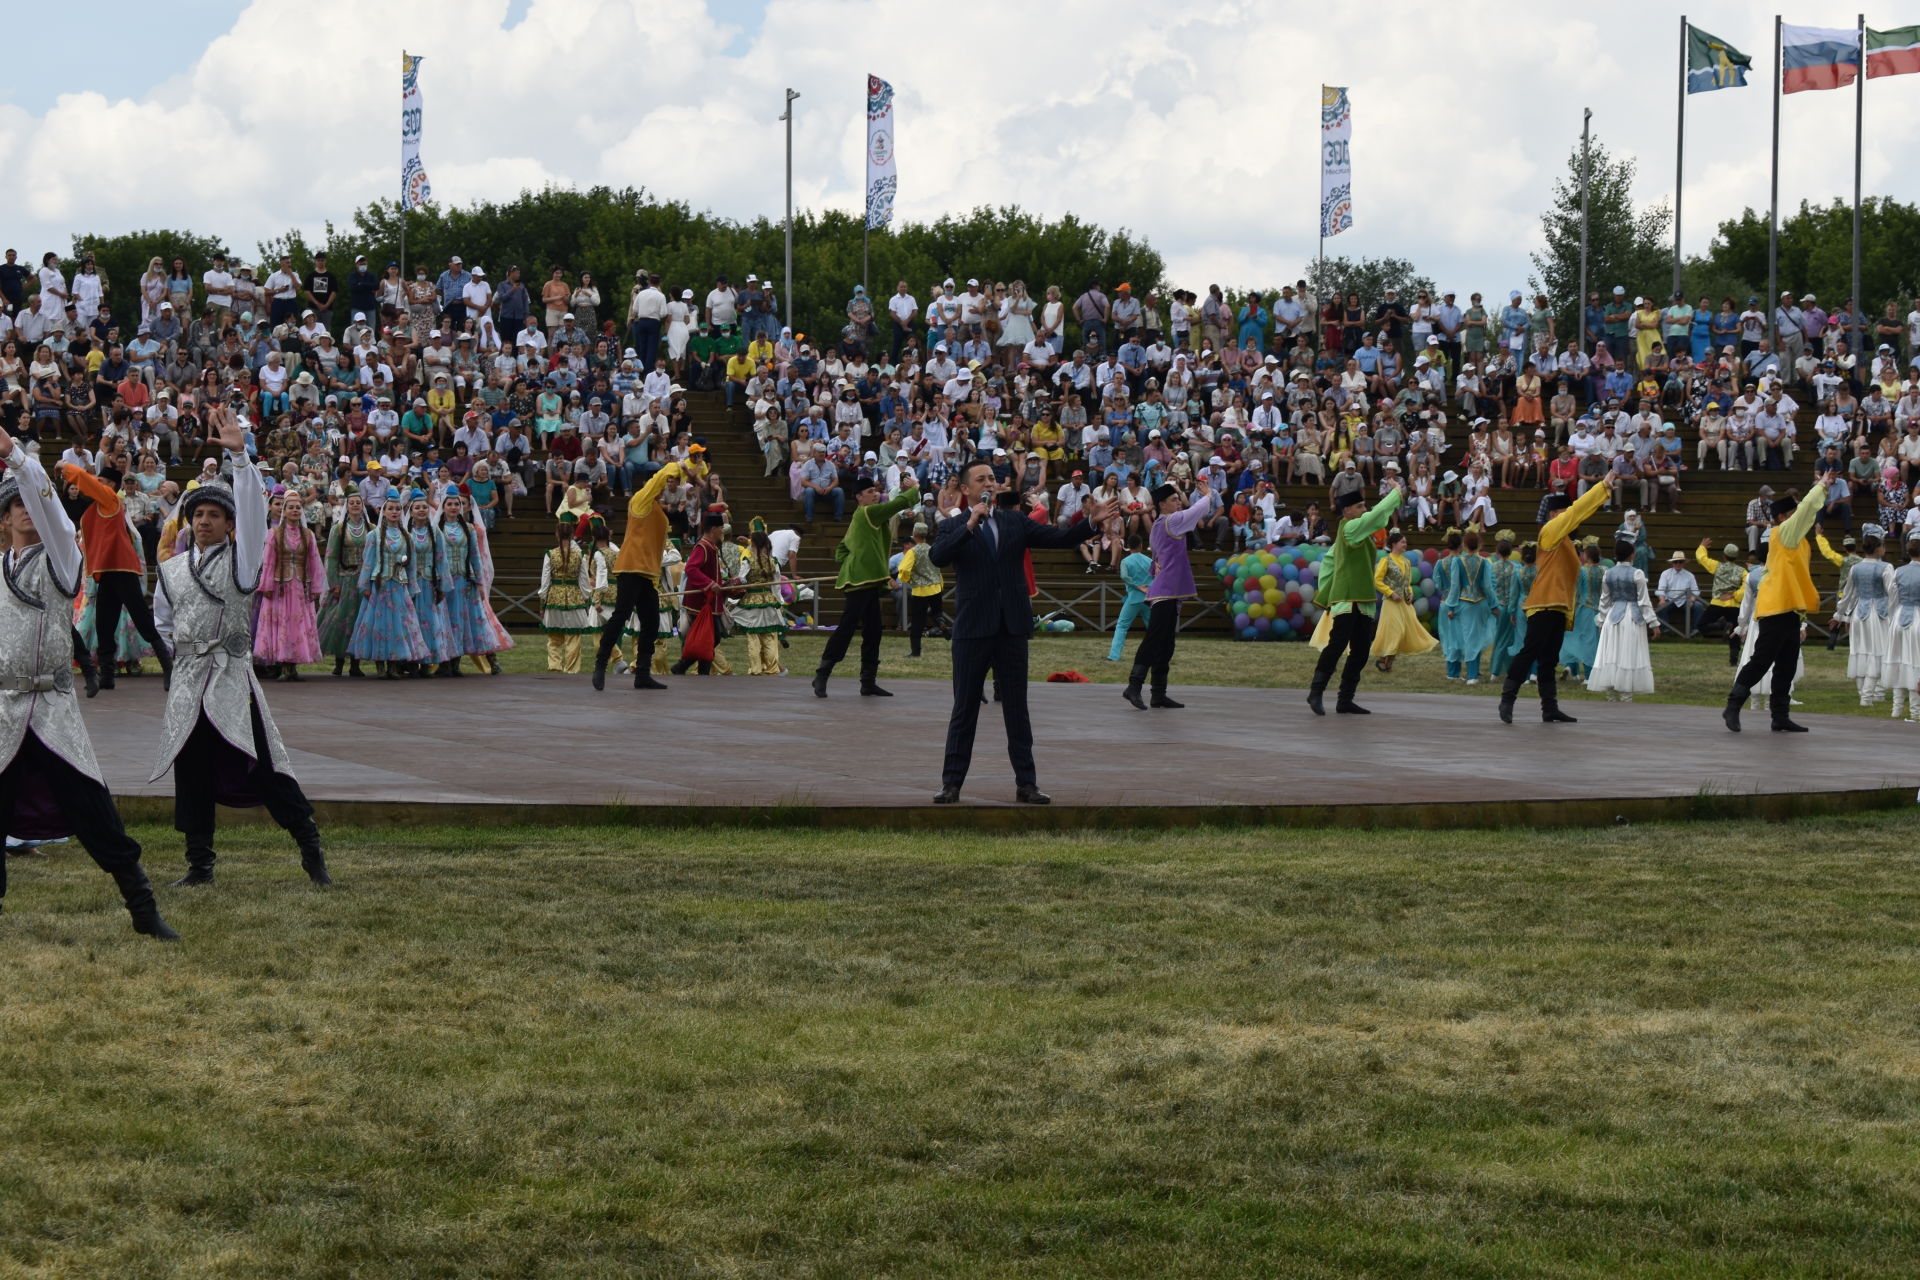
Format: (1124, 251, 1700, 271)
(724, 352, 755, 407)
(1695, 538, 1746, 665)
(1725, 480, 1828, 733)
(591, 445, 708, 692)
(1498, 473, 1617, 724)
(746, 335, 774, 366)
(894, 521, 945, 657)
(425, 376, 458, 439)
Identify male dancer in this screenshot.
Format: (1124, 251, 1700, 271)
(1306, 484, 1404, 715)
(153, 408, 332, 887)
(1498, 472, 1616, 724)
(930, 462, 1113, 803)
(61, 463, 172, 690)
(591, 447, 707, 691)
(1122, 484, 1218, 710)
(811, 475, 920, 697)
(0, 428, 178, 939)
(1724, 477, 1829, 733)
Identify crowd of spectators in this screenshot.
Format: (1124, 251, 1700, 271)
(3, 241, 1918, 574)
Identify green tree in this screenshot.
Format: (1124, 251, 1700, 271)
(1528, 137, 1672, 337)
(1303, 255, 1435, 311)
(1696, 197, 1920, 320)
(64, 228, 230, 323)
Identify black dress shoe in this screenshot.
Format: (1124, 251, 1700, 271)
(1542, 708, 1579, 723)
(1015, 784, 1051, 805)
(933, 787, 961, 804)
(169, 868, 214, 888)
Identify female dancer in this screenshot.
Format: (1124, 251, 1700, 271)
(1432, 530, 1463, 677)
(318, 493, 372, 677)
(1559, 543, 1605, 681)
(438, 491, 512, 675)
(404, 495, 454, 677)
(1884, 539, 1920, 722)
(254, 490, 327, 679)
(351, 492, 430, 678)
(1843, 535, 1895, 706)
(539, 517, 593, 672)
(1369, 528, 1437, 673)
(1441, 530, 1499, 685)
(735, 525, 790, 675)
(1587, 538, 1659, 701)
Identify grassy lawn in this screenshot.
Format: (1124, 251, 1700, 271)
(482, 630, 1902, 721)
(5, 816, 1920, 1277)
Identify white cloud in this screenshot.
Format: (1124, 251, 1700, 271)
(9, 0, 1913, 300)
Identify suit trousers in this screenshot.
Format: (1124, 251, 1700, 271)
(1312, 608, 1377, 699)
(820, 585, 884, 673)
(0, 732, 145, 901)
(1734, 612, 1801, 716)
(943, 630, 1035, 789)
(1500, 609, 1568, 711)
(172, 705, 319, 863)
(595, 572, 659, 671)
(93, 570, 169, 668)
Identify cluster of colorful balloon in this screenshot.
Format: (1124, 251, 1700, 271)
(1214, 544, 1449, 641)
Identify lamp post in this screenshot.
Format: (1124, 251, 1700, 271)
(1577, 108, 1591, 353)
(782, 88, 799, 330)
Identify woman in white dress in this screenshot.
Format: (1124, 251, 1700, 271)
(1037, 285, 1066, 356)
(1883, 539, 1920, 721)
(1587, 539, 1659, 700)
(665, 290, 693, 367)
(570, 272, 601, 336)
(139, 257, 168, 325)
(35, 253, 69, 332)
(71, 258, 104, 328)
(1842, 535, 1896, 705)
(1460, 460, 1498, 528)
(997, 279, 1036, 370)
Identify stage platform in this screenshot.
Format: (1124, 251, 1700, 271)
(78, 674, 1918, 831)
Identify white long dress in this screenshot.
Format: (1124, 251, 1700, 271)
(1588, 564, 1656, 695)
(665, 300, 692, 360)
(1878, 561, 1920, 691)
(998, 295, 1036, 348)
(72, 271, 103, 326)
(1842, 558, 1895, 693)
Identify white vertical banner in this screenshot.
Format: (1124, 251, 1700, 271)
(1320, 85, 1352, 239)
(401, 51, 433, 210)
(865, 74, 897, 230)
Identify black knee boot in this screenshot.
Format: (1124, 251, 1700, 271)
(77, 649, 100, 698)
(333, 655, 346, 677)
(1723, 684, 1750, 732)
(859, 663, 892, 697)
(296, 827, 333, 886)
(810, 664, 831, 697)
(170, 836, 216, 887)
(1149, 670, 1182, 708)
(1122, 664, 1147, 710)
(112, 866, 181, 940)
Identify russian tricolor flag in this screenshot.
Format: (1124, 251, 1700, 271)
(1783, 23, 1862, 93)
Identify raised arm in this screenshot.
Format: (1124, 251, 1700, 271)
(1539, 478, 1611, 553)
(1774, 483, 1827, 551)
(1162, 489, 1219, 539)
(60, 462, 122, 516)
(1342, 488, 1404, 546)
(4, 444, 82, 591)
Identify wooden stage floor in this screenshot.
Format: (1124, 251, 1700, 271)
(77, 673, 1919, 830)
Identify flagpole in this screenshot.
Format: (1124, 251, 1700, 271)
(1852, 13, 1865, 364)
(1578, 108, 1591, 354)
(1674, 15, 1687, 298)
(1768, 16, 1781, 352)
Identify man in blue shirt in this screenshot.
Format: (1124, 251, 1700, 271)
(1116, 335, 1148, 396)
(435, 255, 471, 329)
(1434, 291, 1464, 371)
(1499, 292, 1530, 368)
(1582, 292, 1607, 350)
(1354, 333, 1383, 376)
(1603, 367, 1633, 402)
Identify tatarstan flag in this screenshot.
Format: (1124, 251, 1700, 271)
(1867, 25, 1920, 78)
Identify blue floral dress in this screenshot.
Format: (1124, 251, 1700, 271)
(350, 524, 430, 661)
(408, 523, 456, 663)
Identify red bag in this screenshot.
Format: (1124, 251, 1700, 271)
(681, 603, 717, 663)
